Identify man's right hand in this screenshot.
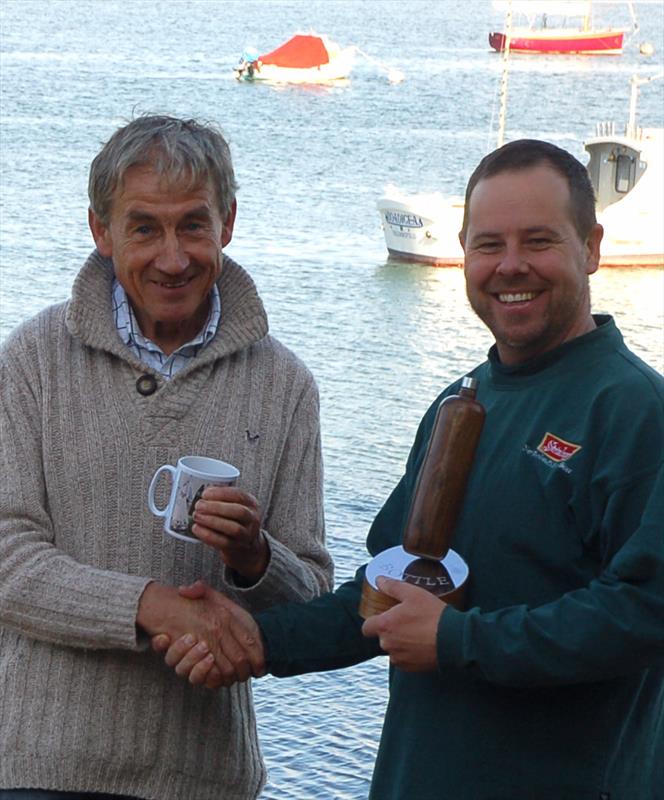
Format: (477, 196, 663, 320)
(145, 580, 266, 688)
(138, 580, 266, 688)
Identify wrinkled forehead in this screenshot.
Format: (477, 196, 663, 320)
(111, 157, 219, 212)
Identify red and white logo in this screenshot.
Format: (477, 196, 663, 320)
(537, 432, 582, 463)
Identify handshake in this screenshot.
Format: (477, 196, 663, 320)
(137, 580, 266, 689)
(138, 573, 447, 688)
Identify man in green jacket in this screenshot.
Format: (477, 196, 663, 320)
(155, 139, 664, 800)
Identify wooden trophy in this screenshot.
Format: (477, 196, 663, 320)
(359, 376, 486, 619)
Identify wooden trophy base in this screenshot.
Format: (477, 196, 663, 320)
(359, 545, 469, 619)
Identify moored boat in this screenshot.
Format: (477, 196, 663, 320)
(586, 75, 664, 267)
(234, 33, 355, 84)
(377, 188, 464, 267)
(488, 28, 624, 55)
(488, 0, 634, 55)
(377, 73, 664, 269)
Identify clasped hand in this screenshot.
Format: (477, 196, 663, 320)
(151, 575, 445, 690)
(139, 580, 265, 689)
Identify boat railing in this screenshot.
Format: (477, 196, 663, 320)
(595, 121, 615, 138)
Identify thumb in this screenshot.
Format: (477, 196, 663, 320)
(151, 633, 171, 652)
(375, 575, 419, 602)
(178, 579, 208, 599)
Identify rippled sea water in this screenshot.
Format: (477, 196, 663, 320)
(1, 1, 663, 797)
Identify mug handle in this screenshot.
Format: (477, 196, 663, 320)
(148, 465, 177, 516)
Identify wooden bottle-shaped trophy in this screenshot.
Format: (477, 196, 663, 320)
(359, 376, 486, 618)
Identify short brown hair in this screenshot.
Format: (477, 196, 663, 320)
(461, 139, 597, 241)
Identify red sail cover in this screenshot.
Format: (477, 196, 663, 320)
(260, 35, 330, 68)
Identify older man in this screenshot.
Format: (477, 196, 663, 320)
(159, 139, 664, 800)
(0, 115, 332, 799)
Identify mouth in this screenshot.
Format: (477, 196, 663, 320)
(153, 276, 194, 290)
(496, 291, 540, 304)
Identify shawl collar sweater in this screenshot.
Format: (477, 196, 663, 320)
(0, 250, 332, 799)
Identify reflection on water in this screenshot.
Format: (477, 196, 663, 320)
(592, 267, 664, 371)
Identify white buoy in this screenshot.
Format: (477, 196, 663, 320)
(640, 42, 655, 56)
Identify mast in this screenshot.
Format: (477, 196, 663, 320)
(628, 72, 664, 136)
(496, 2, 512, 148)
(582, 0, 591, 32)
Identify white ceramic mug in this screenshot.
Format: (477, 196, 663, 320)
(148, 455, 240, 542)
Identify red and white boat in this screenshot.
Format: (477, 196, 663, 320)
(489, 1, 633, 55)
(234, 33, 356, 84)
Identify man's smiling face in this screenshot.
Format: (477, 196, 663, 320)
(89, 164, 236, 355)
(461, 163, 602, 365)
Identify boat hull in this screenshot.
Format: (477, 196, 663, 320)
(489, 29, 624, 54)
(377, 193, 465, 267)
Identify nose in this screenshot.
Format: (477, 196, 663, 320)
(154, 232, 190, 274)
(496, 244, 529, 277)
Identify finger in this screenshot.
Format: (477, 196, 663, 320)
(201, 487, 259, 510)
(190, 524, 235, 549)
(230, 616, 266, 677)
(375, 575, 424, 601)
(188, 652, 217, 685)
(210, 644, 246, 687)
(203, 665, 224, 690)
(151, 634, 171, 653)
(362, 616, 379, 638)
(193, 506, 258, 537)
(174, 640, 212, 678)
(164, 633, 198, 668)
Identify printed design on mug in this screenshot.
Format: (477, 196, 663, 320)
(172, 477, 208, 536)
(536, 432, 582, 463)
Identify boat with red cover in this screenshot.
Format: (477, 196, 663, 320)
(234, 33, 355, 84)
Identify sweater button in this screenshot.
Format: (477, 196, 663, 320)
(136, 374, 158, 396)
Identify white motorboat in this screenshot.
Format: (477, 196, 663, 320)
(378, 73, 663, 268)
(377, 187, 465, 267)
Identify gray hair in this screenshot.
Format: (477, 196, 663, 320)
(88, 114, 237, 225)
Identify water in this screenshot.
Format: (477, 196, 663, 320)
(1, 1, 663, 797)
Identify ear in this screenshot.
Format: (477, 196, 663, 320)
(88, 208, 113, 257)
(221, 200, 237, 248)
(584, 223, 603, 276)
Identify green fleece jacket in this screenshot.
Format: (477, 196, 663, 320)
(257, 315, 664, 800)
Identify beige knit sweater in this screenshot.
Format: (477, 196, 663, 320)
(0, 251, 332, 799)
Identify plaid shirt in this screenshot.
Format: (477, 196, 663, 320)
(112, 279, 221, 380)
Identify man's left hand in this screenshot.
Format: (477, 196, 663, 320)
(192, 486, 269, 582)
(361, 577, 446, 672)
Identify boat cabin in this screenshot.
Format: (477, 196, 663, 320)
(585, 126, 648, 212)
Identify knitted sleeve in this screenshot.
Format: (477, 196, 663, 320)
(0, 316, 150, 651)
(225, 372, 333, 611)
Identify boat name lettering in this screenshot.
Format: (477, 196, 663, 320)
(384, 211, 423, 228)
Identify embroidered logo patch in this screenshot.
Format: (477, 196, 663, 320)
(537, 432, 582, 463)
